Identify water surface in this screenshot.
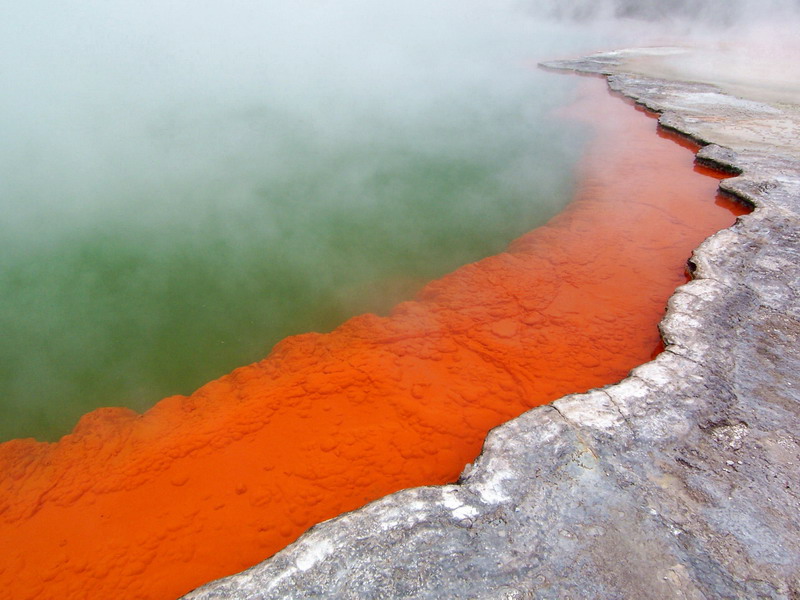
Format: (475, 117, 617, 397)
(0, 78, 750, 600)
(0, 3, 622, 441)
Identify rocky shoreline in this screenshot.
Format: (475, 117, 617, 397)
(184, 49, 800, 599)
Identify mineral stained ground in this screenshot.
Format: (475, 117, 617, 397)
(185, 48, 800, 599)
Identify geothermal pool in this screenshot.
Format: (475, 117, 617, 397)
(0, 2, 764, 598)
(1, 6, 599, 442)
(0, 76, 748, 600)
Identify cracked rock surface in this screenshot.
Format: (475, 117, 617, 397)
(184, 49, 800, 599)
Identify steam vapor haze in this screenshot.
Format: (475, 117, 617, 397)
(1, 0, 797, 440)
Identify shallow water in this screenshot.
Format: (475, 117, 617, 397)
(0, 78, 749, 600)
(0, 94, 583, 441)
(0, 3, 623, 441)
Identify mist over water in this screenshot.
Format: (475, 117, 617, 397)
(530, 0, 800, 25)
(2, 0, 791, 441)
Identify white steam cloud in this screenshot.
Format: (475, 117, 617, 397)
(1, 0, 797, 441)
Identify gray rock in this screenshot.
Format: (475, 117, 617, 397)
(184, 50, 800, 599)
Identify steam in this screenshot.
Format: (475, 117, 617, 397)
(1, 0, 797, 440)
(1, 0, 599, 440)
(1, 1, 581, 235)
(526, 0, 800, 27)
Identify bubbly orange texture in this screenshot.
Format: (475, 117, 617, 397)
(0, 78, 748, 599)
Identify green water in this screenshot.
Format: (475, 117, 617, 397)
(0, 3, 614, 441)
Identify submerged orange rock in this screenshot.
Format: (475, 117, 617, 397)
(0, 78, 748, 599)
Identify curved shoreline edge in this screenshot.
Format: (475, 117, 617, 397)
(185, 51, 800, 599)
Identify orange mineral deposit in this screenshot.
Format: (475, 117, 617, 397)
(0, 77, 748, 599)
